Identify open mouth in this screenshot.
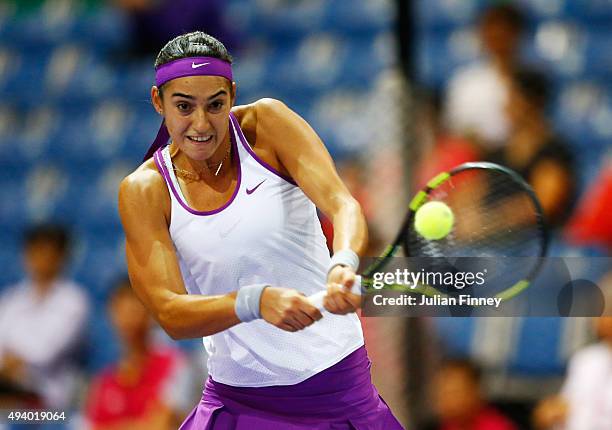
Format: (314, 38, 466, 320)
(187, 136, 213, 144)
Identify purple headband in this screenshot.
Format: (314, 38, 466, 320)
(143, 57, 233, 161)
(155, 56, 233, 87)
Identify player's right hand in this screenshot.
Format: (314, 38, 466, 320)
(260, 287, 323, 332)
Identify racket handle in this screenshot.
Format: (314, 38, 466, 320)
(308, 275, 362, 311)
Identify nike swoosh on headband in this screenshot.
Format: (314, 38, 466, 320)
(192, 62, 211, 69)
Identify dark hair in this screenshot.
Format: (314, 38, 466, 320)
(513, 68, 550, 109)
(23, 223, 71, 255)
(154, 31, 233, 96)
(441, 358, 482, 384)
(481, 4, 525, 32)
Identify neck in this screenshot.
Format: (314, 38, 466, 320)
(126, 339, 149, 358)
(119, 339, 149, 369)
(490, 55, 515, 75)
(32, 277, 56, 297)
(513, 117, 550, 143)
(117, 341, 150, 386)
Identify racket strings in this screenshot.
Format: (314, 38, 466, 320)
(406, 169, 544, 260)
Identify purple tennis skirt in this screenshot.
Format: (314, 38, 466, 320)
(179, 346, 404, 429)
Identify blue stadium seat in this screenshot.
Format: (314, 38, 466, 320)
(222, 0, 258, 37)
(252, 0, 327, 39)
(583, 31, 612, 76)
(0, 103, 20, 156)
(232, 39, 271, 95)
(517, 0, 569, 20)
(416, 0, 483, 30)
(432, 317, 477, 357)
(342, 34, 395, 87)
(73, 232, 126, 301)
(268, 35, 346, 94)
(16, 105, 63, 163)
(2, 51, 50, 103)
(6, 5, 78, 49)
(566, 0, 612, 22)
(0, 230, 21, 289)
(71, 7, 129, 54)
(85, 307, 120, 373)
(508, 318, 566, 376)
(323, 0, 394, 33)
(121, 106, 160, 163)
(73, 162, 132, 231)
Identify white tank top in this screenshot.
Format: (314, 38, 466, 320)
(153, 112, 364, 387)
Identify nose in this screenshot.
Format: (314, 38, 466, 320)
(192, 107, 211, 133)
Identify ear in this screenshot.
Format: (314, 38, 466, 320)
(151, 86, 163, 115)
(230, 81, 237, 108)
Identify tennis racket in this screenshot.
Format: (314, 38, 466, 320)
(309, 161, 548, 309)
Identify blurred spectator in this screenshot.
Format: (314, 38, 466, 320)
(427, 359, 517, 430)
(533, 272, 612, 430)
(565, 157, 612, 252)
(415, 89, 481, 188)
(84, 277, 194, 430)
(0, 224, 89, 409)
(488, 68, 576, 227)
(113, 0, 238, 58)
(444, 4, 525, 147)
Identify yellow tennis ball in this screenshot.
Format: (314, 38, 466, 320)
(414, 201, 454, 240)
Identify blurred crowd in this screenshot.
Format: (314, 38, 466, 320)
(0, 224, 201, 429)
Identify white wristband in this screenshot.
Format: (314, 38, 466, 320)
(328, 249, 360, 274)
(235, 284, 268, 322)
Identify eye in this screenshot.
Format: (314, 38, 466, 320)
(209, 100, 224, 112)
(176, 102, 192, 112)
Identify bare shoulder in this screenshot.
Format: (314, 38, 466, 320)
(253, 98, 292, 126)
(232, 98, 294, 139)
(119, 158, 169, 220)
(230, 99, 302, 177)
(120, 159, 164, 198)
(232, 98, 287, 120)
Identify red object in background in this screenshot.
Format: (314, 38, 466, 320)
(415, 136, 480, 189)
(440, 407, 517, 430)
(85, 346, 182, 425)
(319, 212, 334, 253)
(565, 166, 612, 251)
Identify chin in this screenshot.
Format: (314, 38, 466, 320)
(179, 142, 216, 161)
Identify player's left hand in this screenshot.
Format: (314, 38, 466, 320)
(323, 265, 361, 314)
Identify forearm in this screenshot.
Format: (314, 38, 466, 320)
(156, 291, 241, 340)
(330, 197, 368, 256)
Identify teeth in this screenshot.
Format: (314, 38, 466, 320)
(188, 136, 212, 142)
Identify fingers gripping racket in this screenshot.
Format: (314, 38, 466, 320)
(309, 162, 548, 309)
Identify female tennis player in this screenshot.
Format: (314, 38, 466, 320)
(118, 31, 403, 429)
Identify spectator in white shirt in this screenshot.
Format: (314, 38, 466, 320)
(444, 4, 525, 148)
(533, 272, 612, 430)
(0, 224, 89, 410)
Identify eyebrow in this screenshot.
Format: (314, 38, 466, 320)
(171, 90, 228, 100)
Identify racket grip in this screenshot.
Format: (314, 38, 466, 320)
(308, 275, 362, 311)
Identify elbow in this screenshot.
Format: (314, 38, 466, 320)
(155, 300, 187, 340)
(159, 321, 187, 341)
(157, 308, 188, 340)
